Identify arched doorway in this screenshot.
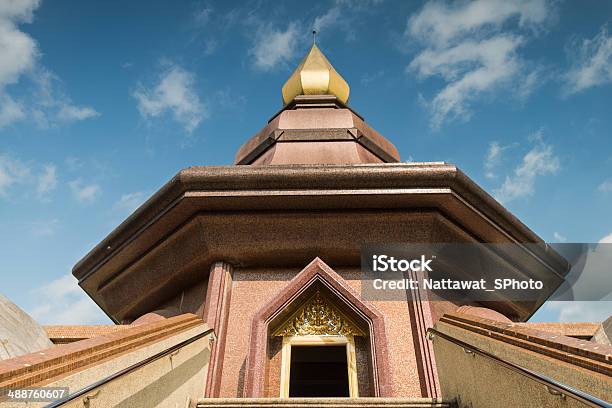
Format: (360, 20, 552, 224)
(244, 258, 393, 398)
(273, 290, 365, 397)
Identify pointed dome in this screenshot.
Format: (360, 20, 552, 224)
(281, 44, 350, 105)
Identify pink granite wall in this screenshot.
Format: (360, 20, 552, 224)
(218, 266, 425, 398)
(355, 336, 374, 396)
(265, 336, 283, 397)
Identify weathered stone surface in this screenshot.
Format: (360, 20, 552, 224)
(455, 306, 512, 323)
(592, 315, 612, 345)
(0, 293, 52, 360)
(515, 322, 600, 340)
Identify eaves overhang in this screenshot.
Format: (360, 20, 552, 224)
(72, 163, 570, 323)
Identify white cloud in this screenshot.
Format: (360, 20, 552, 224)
(484, 141, 515, 179)
(284, 0, 382, 45)
(361, 70, 385, 85)
(0, 2, 98, 129)
(0, 153, 30, 195)
(64, 156, 84, 171)
(311, 0, 385, 42)
(542, 301, 612, 322)
(553, 232, 567, 243)
(314, 6, 341, 34)
(494, 140, 560, 203)
(0, 0, 38, 127)
(0, 0, 40, 20)
(599, 233, 612, 244)
(516, 65, 547, 101)
(69, 178, 101, 203)
(406, 0, 551, 128)
(0, 0, 39, 88)
(133, 63, 206, 133)
(194, 5, 213, 25)
(57, 105, 99, 122)
(565, 25, 612, 95)
(28, 273, 110, 325)
(250, 22, 300, 71)
(113, 191, 146, 214)
(27, 218, 59, 237)
(203, 38, 217, 55)
(31, 68, 99, 127)
(406, 0, 548, 47)
(36, 164, 57, 197)
(0, 94, 25, 127)
(0, 154, 61, 200)
(598, 180, 612, 193)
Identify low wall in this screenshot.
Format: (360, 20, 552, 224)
(58, 325, 211, 408)
(0, 314, 212, 408)
(431, 313, 611, 408)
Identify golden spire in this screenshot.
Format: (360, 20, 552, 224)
(281, 42, 350, 105)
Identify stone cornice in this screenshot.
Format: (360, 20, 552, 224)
(73, 163, 566, 281)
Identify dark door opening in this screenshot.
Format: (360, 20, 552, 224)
(289, 345, 349, 397)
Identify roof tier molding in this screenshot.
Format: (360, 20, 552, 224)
(234, 95, 400, 165)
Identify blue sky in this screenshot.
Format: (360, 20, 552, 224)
(0, 0, 610, 325)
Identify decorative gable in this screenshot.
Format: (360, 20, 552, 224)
(273, 290, 365, 337)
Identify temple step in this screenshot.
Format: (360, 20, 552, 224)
(197, 397, 451, 408)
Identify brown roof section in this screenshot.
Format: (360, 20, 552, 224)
(0, 314, 204, 389)
(44, 325, 130, 344)
(71, 163, 571, 323)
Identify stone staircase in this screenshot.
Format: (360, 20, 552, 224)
(197, 398, 451, 408)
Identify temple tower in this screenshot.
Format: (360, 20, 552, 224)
(236, 43, 399, 166)
(0, 43, 608, 408)
(71, 44, 570, 400)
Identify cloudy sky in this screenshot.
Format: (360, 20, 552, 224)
(1, 0, 611, 325)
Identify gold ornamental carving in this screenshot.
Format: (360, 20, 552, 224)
(274, 291, 365, 337)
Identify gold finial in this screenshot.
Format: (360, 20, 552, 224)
(281, 42, 350, 105)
